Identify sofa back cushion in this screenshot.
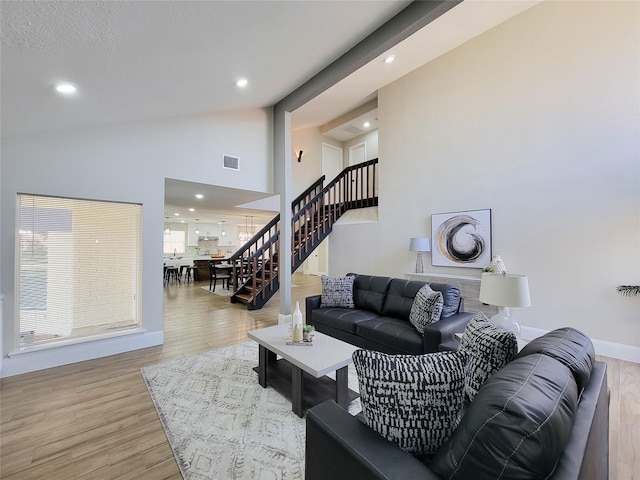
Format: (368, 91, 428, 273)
(349, 274, 392, 314)
(381, 279, 430, 320)
(381, 279, 460, 321)
(430, 353, 578, 480)
(517, 327, 595, 392)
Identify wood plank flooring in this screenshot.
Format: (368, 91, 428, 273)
(1, 273, 638, 479)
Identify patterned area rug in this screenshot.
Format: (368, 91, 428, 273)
(141, 341, 360, 480)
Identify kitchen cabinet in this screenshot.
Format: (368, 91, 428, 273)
(188, 223, 217, 245)
(188, 223, 238, 247)
(187, 224, 199, 246)
(198, 223, 217, 238)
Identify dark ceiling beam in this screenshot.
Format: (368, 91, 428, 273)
(274, 0, 463, 113)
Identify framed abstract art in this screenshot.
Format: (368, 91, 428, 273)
(431, 209, 492, 268)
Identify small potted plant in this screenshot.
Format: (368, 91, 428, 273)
(303, 324, 315, 342)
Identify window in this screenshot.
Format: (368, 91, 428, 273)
(17, 194, 142, 348)
(163, 230, 185, 255)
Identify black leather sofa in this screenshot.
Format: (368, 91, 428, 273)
(305, 328, 609, 480)
(305, 274, 476, 354)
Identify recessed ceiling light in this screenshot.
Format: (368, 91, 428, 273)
(383, 55, 395, 64)
(54, 81, 78, 94)
(174, 213, 180, 216)
(236, 78, 248, 88)
(188, 208, 195, 212)
(363, 121, 371, 128)
(195, 194, 204, 199)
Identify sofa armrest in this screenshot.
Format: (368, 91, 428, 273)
(422, 311, 476, 353)
(305, 295, 322, 325)
(306, 400, 439, 480)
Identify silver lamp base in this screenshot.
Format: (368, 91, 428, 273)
(415, 253, 424, 273)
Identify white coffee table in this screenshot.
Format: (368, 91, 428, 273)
(247, 324, 359, 417)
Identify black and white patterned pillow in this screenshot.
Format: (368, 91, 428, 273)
(352, 349, 467, 457)
(320, 275, 355, 308)
(409, 284, 444, 333)
(458, 312, 518, 401)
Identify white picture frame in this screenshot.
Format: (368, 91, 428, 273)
(431, 209, 492, 268)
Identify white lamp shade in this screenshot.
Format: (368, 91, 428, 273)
(479, 273, 531, 307)
(409, 237, 431, 252)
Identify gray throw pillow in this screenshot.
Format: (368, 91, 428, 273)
(352, 349, 467, 457)
(320, 275, 355, 308)
(458, 312, 518, 401)
(409, 284, 444, 333)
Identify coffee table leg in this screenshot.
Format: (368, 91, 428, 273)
(258, 345, 277, 389)
(291, 365, 304, 417)
(258, 345, 269, 388)
(335, 366, 348, 409)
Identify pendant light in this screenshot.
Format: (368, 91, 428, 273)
(164, 217, 171, 235)
(194, 219, 200, 236)
(237, 216, 250, 242)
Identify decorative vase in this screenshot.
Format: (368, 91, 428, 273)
(490, 255, 507, 274)
(292, 301, 303, 342)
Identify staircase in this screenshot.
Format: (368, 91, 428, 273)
(229, 158, 378, 310)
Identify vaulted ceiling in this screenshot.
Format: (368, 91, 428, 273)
(1, 0, 540, 226)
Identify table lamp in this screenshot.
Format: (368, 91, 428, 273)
(409, 237, 430, 273)
(479, 272, 531, 337)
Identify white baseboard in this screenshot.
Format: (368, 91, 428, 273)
(1, 330, 164, 378)
(521, 326, 640, 364)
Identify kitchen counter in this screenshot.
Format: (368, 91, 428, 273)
(164, 256, 196, 267)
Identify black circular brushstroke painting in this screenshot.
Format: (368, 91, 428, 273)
(437, 215, 486, 263)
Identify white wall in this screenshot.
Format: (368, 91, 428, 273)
(344, 130, 379, 163)
(329, 1, 640, 352)
(1, 108, 272, 376)
(291, 127, 324, 197)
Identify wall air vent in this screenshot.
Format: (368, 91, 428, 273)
(223, 154, 240, 171)
(343, 125, 364, 135)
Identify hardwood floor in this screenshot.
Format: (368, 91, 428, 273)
(0, 273, 638, 479)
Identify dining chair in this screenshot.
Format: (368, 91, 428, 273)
(209, 262, 231, 291)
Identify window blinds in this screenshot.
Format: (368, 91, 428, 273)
(17, 194, 142, 347)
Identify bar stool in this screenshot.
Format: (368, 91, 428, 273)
(165, 266, 180, 284)
(180, 265, 191, 282)
(189, 265, 199, 282)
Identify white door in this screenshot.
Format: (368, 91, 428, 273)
(349, 142, 366, 166)
(305, 236, 329, 277)
(348, 142, 368, 202)
(322, 143, 343, 182)
(305, 243, 320, 276)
